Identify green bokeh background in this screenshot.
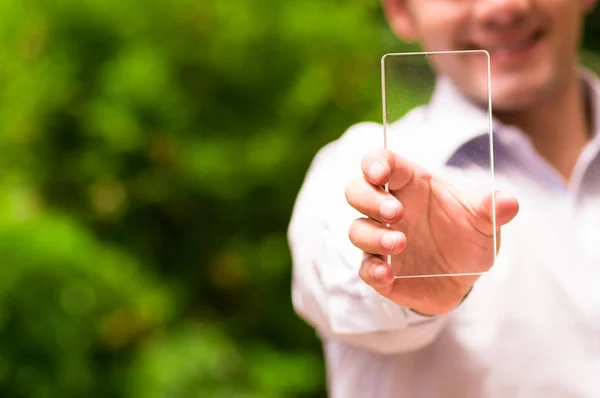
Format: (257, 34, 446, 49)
(0, 1, 599, 397)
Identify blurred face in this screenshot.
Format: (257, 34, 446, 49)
(383, 0, 597, 111)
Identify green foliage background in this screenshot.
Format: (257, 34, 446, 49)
(0, 1, 599, 396)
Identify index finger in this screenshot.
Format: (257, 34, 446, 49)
(361, 148, 428, 191)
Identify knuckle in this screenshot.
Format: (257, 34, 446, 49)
(359, 255, 375, 282)
(359, 254, 387, 286)
(361, 148, 386, 167)
(344, 176, 363, 204)
(347, 219, 363, 245)
(383, 149, 395, 168)
(344, 183, 352, 203)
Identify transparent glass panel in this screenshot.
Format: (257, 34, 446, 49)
(381, 50, 496, 279)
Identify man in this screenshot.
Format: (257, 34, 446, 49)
(288, 0, 600, 397)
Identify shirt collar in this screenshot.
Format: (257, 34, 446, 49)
(425, 75, 496, 165)
(417, 68, 600, 166)
(581, 66, 600, 140)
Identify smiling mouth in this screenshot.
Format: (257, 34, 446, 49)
(472, 29, 545, 56)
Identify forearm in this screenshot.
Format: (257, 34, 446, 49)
(290, 228, 447, 355)
(288, 125, 450, 354)
(289, 167, 448, 354)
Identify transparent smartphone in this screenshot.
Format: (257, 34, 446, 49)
(380, 50, 496, 279)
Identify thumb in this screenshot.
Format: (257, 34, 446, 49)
(475, 190, 520, 230)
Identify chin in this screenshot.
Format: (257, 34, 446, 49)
(490, 94, 537, 113)
(490, 74, 553, 113)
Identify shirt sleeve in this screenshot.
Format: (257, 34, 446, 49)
(288, 123, 448, 355)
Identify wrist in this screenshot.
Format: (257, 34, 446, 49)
(409, 285, 474, 317)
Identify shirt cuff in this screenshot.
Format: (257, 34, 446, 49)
(327, 288, 441, 335)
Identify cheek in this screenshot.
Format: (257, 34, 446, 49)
(412, 5, 468, 52)
(542, 1, 582, 84)
(543, 0, 585, 52)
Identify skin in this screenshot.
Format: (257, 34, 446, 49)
(346, 0, 597, 315)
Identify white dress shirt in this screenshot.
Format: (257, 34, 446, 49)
(288, 69, 600, 397)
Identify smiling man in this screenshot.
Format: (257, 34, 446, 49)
(288, 1, 600, 397)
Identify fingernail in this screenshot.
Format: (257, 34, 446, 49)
(380, 200, 399, 220)
(374, 265, 388, 282)
(382, 232, 400, 251)
(369, 162, 384, 179)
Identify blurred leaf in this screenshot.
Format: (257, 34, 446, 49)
(1, 0, 596, 396)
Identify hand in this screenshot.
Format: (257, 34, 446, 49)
(345, 148, 519, 316)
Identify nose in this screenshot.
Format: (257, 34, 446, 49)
(473, 0, 533, 28)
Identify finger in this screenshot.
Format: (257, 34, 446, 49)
(359, 253, 394, 289)
(474, 190, 520, 233)
(361, 148, 431, 191)
(345, 176, 404, 224)
(360, 148, 389, 186)
(348, 218, 407, 255)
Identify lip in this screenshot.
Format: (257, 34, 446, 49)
(469, 28, 545, 67)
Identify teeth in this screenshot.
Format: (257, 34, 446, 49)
(487, 36, 536, 54)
